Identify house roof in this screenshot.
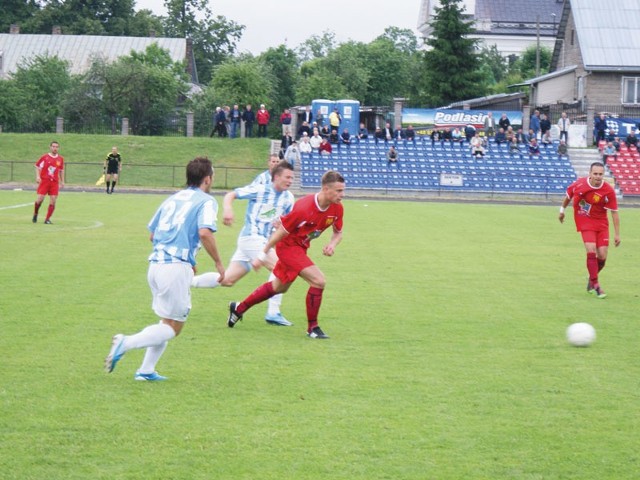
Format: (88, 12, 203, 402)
(475, 0, 564, 25)
(571, 0, 640, 71)
(0, 33, 190, 79)
(509, 65, 577, 87)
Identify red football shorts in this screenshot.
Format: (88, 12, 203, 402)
(273, 244, 314, 284)
(580, 229, 609, 247)
(37, 179, 60, 196)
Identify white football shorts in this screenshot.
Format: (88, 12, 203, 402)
(147, 262, 193, 321)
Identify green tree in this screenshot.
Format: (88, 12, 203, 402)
(163, 0, 244, 83)
(296, 31, 337, 62)
(420, 0, 484, 106)
(204, 59, 275, 108)
(517, 44, 552, 79)
(0, 0, 39, 33)
(258, 45, 299, 115)
(377, 26, 420, 55)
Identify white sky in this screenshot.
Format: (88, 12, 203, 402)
(135, 0, 422, 55)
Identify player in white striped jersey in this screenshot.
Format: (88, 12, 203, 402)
(251, 153, 280, 186)
(105, 157, 225, 381)
(192, 161, 295, 326)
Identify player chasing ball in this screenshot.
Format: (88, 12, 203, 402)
(559, 161, 620, 298)
(227, 170, 345, 339)
(105, 157, 225, 381)
(191, 160, 296, 326)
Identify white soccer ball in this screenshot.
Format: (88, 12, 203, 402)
(566, 322, 596, 347)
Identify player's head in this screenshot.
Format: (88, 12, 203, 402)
(50, 141, 59, 154)
(589, 162, 605, 187)
(268, 154, 280, 171)
(271, 161, 294, 192)
(111, 146, 118, 154)
(186, 157, 214, 190)
(321, 170, 345, 204)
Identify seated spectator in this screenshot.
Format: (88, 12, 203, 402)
(440, 127, 452, 146)
(602, 141, 616, 164)
(319, 137, 332, 155)
(625, 130, 638, 149)
(386, 145, 398, 164)
(357, 123, 369, 141)
(341, 128, 352, 146)
(451, 127, 462, 144)
(393, 126, 404, 146)
(309, 129, 322, 150)
(470, 133, 484, 157)
(320, 124, 330, 138)
(494, 128, 507, 145)
(557, 139, 569, 159)
(329, 129, 340, 145)
(541, 129, 552, 145)
(613, 136, 621, 152)
(297, 121, 311, 139)
(405, 125, 416, 145)
(505, 126, 515, 143)
(606, 129, 616, 142)
(528, 138, 541, 156)
(383, 122, 393, 143)
(374, 127, 385, 144)
(515, 128, 528, 144)
(430, 128, 440, 147)
(283, 140, 300, 168)
(528, 128, 536, 142)
(509, 137, 521, 155)
(299, 134, 312, 153)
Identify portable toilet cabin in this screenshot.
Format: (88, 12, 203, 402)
(336, 99, 360, 138)
(311, 99, 335, 129)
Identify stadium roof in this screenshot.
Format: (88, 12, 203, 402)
(509, 65, 578, 87)
(570, 0, 640, 71)
(0, 33, 193, 80)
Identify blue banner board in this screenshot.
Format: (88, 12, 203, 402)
(402, 108, 523, 134)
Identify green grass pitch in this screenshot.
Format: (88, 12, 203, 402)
(1, 189, 639, 479)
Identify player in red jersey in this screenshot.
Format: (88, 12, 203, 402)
(227, 170, 345, 339)
(33, 141, 64, 224)
(559, 162, 620, 298)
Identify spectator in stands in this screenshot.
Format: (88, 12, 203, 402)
(509, 136, 521, 156)
(357, 123, 369, 142)
(319, 137, 332, 155)
(229, 104, 241, 139)
(557, 112, 570, 143)
(405, 125, 416, 145)
(320, 124, 330, 139)
(483, 112, 496, 137)
(281, 128, 294, 152)
(625, 129, 638, 149)
(374, 127, 385, 145)
(280, 108, 292, 135)
(494, 128, 507, 145)
(310, 129, 322, 150)
(540, 113, 551, 142)
(430, 128, 440, 148)
(515, 128, 528, 144)
(528, 128, 536, 143)
(223, 106, 231, 136)
(284, 140, 301, 168)
(214, 107, 227, 137)
(613, 136, 621, 152)
(505, 126, 515, 143)
(528, 138, 541, 156)
(257, 104, 270, 138)
(605, 129, 617, 143)
(602, 141, 616, 165)
(441, 127, 452, 146)
(329, 129, 340, 146)
(302, 106, 313, 125)
(242, 104, 255, 138)
(594, 113, 607, 144)
(530, 110, 541, 139)
(297, 121, 311, 139)
(386, 145, 398, 165)
(498, 113, 511, 131)
(315, 110, 324, 127)
(451, 127, 462, 145)
(541, 128, 552, 145)
(299, 134, 312, 154)
(470, 132, 484, 157)
(557, 139, 569, 159)
(393, 125, 404, 146)
(341, 128, 352, 146)
(383, 122, 393, 144)
(329, 108, 342, 131)
(464, 124, 476, 143)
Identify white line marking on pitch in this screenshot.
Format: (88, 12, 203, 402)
(0, 203, 32, 211)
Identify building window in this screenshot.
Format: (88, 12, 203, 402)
(622, 77, 640, 104)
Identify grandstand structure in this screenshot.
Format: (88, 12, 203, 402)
(299, 137, 576, 197)
(601, 142, 640, 196)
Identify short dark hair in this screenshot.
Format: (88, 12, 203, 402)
(321, 170, 345, 186)
(272, 161, 293, 180)
(590, 161, 605, 171)
(186, 157, 213, 187)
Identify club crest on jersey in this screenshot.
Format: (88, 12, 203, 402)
(592, 193, 601, 204)
(325, 217, 335, 227)
(56, 160, 62, 167)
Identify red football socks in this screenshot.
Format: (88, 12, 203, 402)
(237, 282, 276, 315)
(306, 287, 324, 331)
(586, 252, 599, 284)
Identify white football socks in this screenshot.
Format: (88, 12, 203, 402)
(123, 322, 176, 351)
(266, 272, 283, 316)
(138, 341, 169, 374)
(191, 272, 221, 288)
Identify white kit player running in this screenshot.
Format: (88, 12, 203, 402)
(192, 159, 295, 326)
(105, 157, 225, 381)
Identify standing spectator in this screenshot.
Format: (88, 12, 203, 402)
(280, 129, 294, 158)
(319, 137, 332, 155)
(464, 124, 476, 143)
(498, 113, 511, 131)
(279, 108, 292, 135)
(557, 112, 570, 143)
(315, 109, 324, 127)
(357, 122, 369, 142)
(226, 171, 346, 340)
(105, 157, 226, 380)
(33, 140, 64, 224)
(540, 113, 551, 142)
(558, 162, 620, 298)
(103, 146, 122, 194)
(257, 104, 270, 138)
(329, 108, 342, 131)
(594, 113, 607, 144)
(214, 107, 227, 137)
(242, 104, 255, 138)
(223, 106, 231, 136)
(483, 112, 496, 137)
(530, 110, 541, 139)
(302, 106, 313, 125)
(229, 104, 241, 139)
(386, 145, 398, 164)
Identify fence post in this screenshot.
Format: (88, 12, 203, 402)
(56, 117, 64, 134)
(522, 105, 531, 133)
(121, 118, 129, 136)
(186, 111, 194, 137)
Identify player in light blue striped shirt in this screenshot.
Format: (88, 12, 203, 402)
(105, 157, 225, 381)
(192, 161, 295, 326)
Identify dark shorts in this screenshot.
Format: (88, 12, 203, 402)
(106, 165, 119, 175)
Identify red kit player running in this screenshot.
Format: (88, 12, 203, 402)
(33, 141, 64, 224)
(227, 170, 345, 339)
(559, 162, 621, 298)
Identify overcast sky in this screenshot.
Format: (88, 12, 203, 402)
(135, 0, 422, 55)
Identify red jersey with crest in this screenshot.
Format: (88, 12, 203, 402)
(279, 193, 343, 250)
(35, 153, 64, 182)
(566, 177, 617, 232)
